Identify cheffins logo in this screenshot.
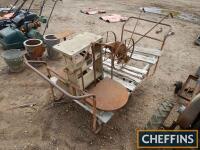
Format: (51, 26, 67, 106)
(137, 130, 198, 149)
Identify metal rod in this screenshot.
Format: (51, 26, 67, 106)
(127, 10, 143, 47)
(121, 15, 172, 42)
(92, 99, 97, 131)
(9, 0, 19, 13)
(111, 54, 115, 79)
(126, 38, 135, 59)
(43, 0, 59, 35)
(46, 67, 56, 100)
(39, 0, 46, 16)
(152, 34, 168, 75)
(24, 59, 98, 133)
(27, 0, 35, 13)
(80, 68, 85, 90)
(134, 14, 171, 44)
(91, 43, 97, 85)
(125, 16, 172, 28)
(124, 29, 163, 42)
(24, 60, 96, 100)
(11, 0, 28, 18)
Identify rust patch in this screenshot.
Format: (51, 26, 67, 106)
(86, 77, 129, 111)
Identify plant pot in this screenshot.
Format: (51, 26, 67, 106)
(43, 34, 60, 59)
(1, 49, 24, 72)
(23, 39, 45, 59)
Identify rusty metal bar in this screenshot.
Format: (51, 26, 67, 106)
(121, 15, 172, 42)
(24, 60, 95, 100)
(24, 59, 99, 132)
(152, 33, 168, 75)
(103, 31, 117, 43)
(91, 43, 97, 85)
(134, 14, 172, 44)
(46, 67, 57, 100)
(124, 29, 163, 42)
(122, 16, 172, 30)
(127, 10, 143, 47)
(80, 68, 85, 90)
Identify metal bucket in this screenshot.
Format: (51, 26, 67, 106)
(1, 49, 24, 72)
(43, 34, 60, 59)
(23, 39, 45, 59)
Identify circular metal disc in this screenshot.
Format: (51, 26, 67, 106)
(86, 77, 129, 111)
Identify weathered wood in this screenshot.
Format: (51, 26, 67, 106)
(104, 72, 136, 91)
(135, 46, 162, 56)
(104, 58, 147, 75)
(103, 60, 143, 78)
(54, 32, 102, 56)
(103, 65, 142, 83)
(131, 53, 158, 64)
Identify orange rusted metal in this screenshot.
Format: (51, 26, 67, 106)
(86, 77, 129, 111)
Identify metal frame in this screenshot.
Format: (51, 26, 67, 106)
(24, 59, 100, 132)
(24, 14, 174, 132)
(121, 13, 173, 74)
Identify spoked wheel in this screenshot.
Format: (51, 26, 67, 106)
(109, 38, 135, 68)
(123, 38, 135, 59)
(101, 32, 135, 77)
(101, 32, 135, 64)
(117, 38, 135, 67)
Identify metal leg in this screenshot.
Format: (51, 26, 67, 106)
(91, 43, 97, 85)
(92, 98, 97, 132)
(111, 54, 115, 79)
(153, 58, 159, 75)
(46, 68, 56, 101)
(94, 119, 103, 134)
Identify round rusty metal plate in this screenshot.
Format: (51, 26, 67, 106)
(86, 77, 129, 111)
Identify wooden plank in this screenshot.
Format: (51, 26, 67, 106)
(143, 64, 150, 70)
(104, 72, 136, 91)
(54, 32, 102, 56)
(104, 58, 147, 75)
(103, 65, 142, 83)
(135, 46, 162, 56)
(89, 66, 138, 90)
(131, 53, 158, 64)
(123, 63, 148, 75)
(103, 61, 143, 79)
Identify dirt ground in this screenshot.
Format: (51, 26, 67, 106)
(0, 0, 200, 150)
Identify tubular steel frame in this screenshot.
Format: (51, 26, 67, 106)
(121, 13, 173, 74)
(24, 58, 99, 132)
